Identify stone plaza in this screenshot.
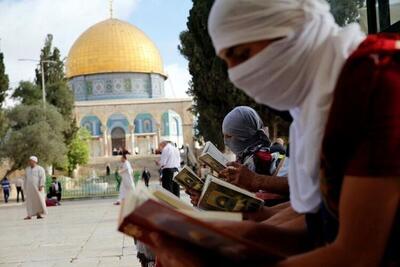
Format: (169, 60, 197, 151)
(0, 199, 141, 267)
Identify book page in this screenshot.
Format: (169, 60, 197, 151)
(210, 176, 260, 198)
(202, 142, 229, 167)
(181, 210, 242, 222)
(151, 187, 196, 211)
(199, 154, 226, 173)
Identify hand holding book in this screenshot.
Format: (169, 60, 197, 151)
(220, 161, 260, 192)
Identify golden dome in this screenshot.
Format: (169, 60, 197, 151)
(66, 19, 164, 78)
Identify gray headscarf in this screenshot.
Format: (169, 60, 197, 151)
(222, 106, 269, 155)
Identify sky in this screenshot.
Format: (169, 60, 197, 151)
(0, 0, 193, 106)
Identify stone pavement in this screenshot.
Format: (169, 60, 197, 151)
(0, 199, 141, 267)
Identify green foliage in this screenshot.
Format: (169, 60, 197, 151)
(35, 34, 65, 86)
(12, 34, 74, 120)
(134, 171, 141, 185)
(328, 0, 365, 26)
(0, 105, 67, 175)
(0, 53, 9, 108)
(115, 171, 121, 191)
(0, 111, 8, 142)
(12, 34, 78, 166)
(66, 128, 91, 176)
(12, 81, 42, 105)
(46, 81, 74, 119)
(179, 0, 290, 149)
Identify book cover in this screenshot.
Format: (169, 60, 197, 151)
(198, 175, 264, 212)
(199, 141, 229, 173)
(173, 166, 204, 191)
(119, 199, 284, 264)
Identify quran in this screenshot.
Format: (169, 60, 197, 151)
(199, 141, 229, 173)
(198, 174, 264, 212)
(173, 165, 204, 192)
(119, 188, 283, 264)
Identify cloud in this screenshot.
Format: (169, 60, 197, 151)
(0, 0, 139, 96)
(164, 63, 191, 98)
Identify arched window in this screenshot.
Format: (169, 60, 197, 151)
(80, 115, 102, 136)
(107, 113, 129, 133)
(161, 110, 183, 137)
(134, 113, 155, 134)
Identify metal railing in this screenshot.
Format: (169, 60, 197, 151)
(47, 174, 120, 199)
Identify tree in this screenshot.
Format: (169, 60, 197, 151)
(35, 35, 77, 145)
(46, 81, 74, 119)
(12, 34, 74, 120)
(12, 81, 42, 105)
(328, 0, 365, 26)
(66, 128, 90, 176)
(179, 0, 290, 149)
(0, 52, 9, 108)
(0, 105, 67, 177)
(11, 34, 77, 153)
(35, 34, 65, 86)
(0, 111, 8, 142)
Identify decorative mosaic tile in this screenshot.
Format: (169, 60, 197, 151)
(93, 80, 105, 95)
(106, 80, 113, 93)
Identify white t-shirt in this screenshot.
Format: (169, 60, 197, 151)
(160, 143, 181, 169)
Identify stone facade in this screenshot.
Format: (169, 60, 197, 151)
(75, 98, 193, 157)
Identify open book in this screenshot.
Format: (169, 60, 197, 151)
(119, 194, 284, 264)
(198, 175, 264, 212)
(173, 165, 204, 192)
(199, 141, 229, 173)
(119, 182, 243, 224)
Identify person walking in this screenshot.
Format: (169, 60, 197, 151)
(141, 168, 151, 187)
(157, 141, 181, 197)
(115, 153, 135, 205)
(106, 163, 111, 176)
(24, 156, 47, 219)
(15, 177, 24, 202)
(1, 176, 11, 203)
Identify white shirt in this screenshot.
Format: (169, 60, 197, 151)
(15, 178, 23, 187)
(160, 143, 181, 169)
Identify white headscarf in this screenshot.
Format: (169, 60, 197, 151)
(208, 0, 365, 213)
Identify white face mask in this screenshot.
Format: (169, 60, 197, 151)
(228, 35, 313, 111)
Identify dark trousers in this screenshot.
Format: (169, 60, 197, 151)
(47, 192, 62, 202)
(3, 189, 9, 203)
(161, 168, 180, 197)
(143, 177, 149, 187)
(16, 186, 24, 202)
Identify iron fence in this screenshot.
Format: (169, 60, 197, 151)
(46, 174, 120, 199)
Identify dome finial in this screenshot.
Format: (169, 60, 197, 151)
(109, 0, 113, 18)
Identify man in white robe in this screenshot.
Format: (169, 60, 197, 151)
(24, 156, 47, 220)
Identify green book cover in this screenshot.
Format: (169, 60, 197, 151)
(198, 175, 264, 212)
(173, 166, 204, 191)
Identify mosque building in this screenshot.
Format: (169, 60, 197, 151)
(65, 17, 193, 157)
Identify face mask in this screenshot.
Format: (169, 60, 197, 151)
(228, 35, 313, 111)
(224, 136, 248, 156)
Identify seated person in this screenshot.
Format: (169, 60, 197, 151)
(150, 0, 400, 266)
(187, 106, 289, 206)
(47, 176, 62, 204)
